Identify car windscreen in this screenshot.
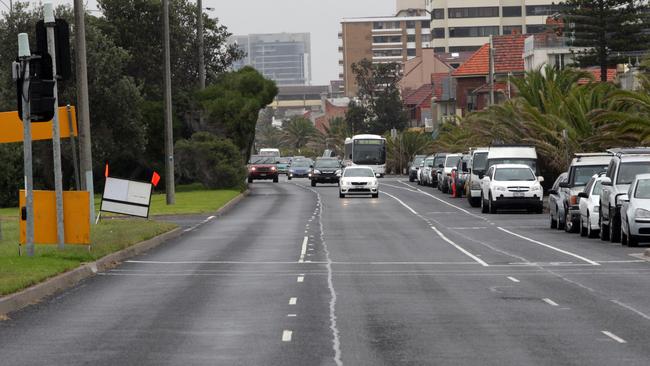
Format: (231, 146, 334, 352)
(489, 158, 536, 173)
(277, 158, 290, 164)
(250, 156, 275, 164)
(571, 165, 607, 186)
(472, 152, 488, 171)
(292, 161, 311, 168)
(433, 157, 445, 167)
(343, 168, 374, 177)
(494, 167, 535, 181)
(353, 140, 386, 165)
(635, 179, 650, 198)
(445, 156, 461, 167)
(425, 158, 434, 167)
(617, 162, 650, 185)
(413, 157, 424, 166)
(315, 160, 340, 168)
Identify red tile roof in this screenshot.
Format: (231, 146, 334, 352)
(404, 84, 433, 108)
(452, 34, 527, 77)
(578, 67, 617, 84)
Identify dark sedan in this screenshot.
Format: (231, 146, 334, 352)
(310, 158, 342, 186)
(288, 160, 312, 180)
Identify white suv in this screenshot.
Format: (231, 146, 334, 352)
(480, 164, 544, 214)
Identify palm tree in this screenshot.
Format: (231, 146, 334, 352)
(282, 116, 317, 151)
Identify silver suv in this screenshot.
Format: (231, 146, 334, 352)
(599, 148, 650, 243)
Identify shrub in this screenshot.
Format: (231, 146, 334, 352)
(0, 143, 24, 207)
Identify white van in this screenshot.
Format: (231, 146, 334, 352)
(486, 145, 538, 174)
(259, 148, 281, 158)
(466, 147, 489, 207)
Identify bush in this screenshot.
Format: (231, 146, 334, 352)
(0, 143, 24, 207)
(175, 132, 246, 190)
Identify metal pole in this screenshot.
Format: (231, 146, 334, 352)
(197, 0, 205, 89)
(66, 105, 80, 190)
(44, 3, 65, 249)
(488, 35, 495, 106)
(18, 34, 34, 256)
(74, 0, 94, 224)
(163, 0, 175, 204)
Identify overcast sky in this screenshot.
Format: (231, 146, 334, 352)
(51, 0, 397, 85)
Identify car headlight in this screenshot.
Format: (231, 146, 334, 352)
(250, 167, 256, 171)
(370, 179, 378, 186)
(635, 208, 650, 218)
(494, 186, 507, 191)
(271, 166, 277, 171)
(531, 185, 541, 192)
(313, 169, 321, 174)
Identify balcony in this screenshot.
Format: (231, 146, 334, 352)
(524, 35, 570, 54)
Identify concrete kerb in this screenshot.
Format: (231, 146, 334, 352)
(0, 190, 248, 318)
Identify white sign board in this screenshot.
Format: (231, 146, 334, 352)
(100, 177, 153, 218)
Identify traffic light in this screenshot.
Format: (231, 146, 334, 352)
(16, 53, 56, 122)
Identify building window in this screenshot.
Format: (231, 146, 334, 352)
(407, 49, 417, 57)
(433, 28, 445, 38)
(433, 8, 444, 19)
(373, 35, 402, 43)
(421, 34, 432, 42)
(448, 7, 499, 19)
(503, 25, 522, 35)
(526, 5, 559, 16)
(526, 24, 548, 34)
(373, 49, 402, 57)
(373, 21, 401, 30)
(373, 22, 384, 29)
(449, 26, 499, 38)
(553, 54, 566, 69)
(421, 20, 430, 29)
(407, 34, 416, 42)
(434, 47, 446, 53)
(449, 45, 481, 52)
(406, 20, 416, 29)
(502, 6, 522, 17)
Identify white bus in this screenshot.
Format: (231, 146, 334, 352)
(343, 134, 387, 176)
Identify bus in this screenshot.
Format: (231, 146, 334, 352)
(343, 134, 387, 177)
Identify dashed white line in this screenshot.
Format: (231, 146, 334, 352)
(297, 276, 304, 282)
(602, 331, 626, 343)
(287, 314, 297, 317)
(289, 297, 297, 305)
(542, 298, 559, 306)
(282, 330, 293, 342)
(507, 276, 520, 283)
(497, 227, 600, 266)
(298, 236, 308, 263)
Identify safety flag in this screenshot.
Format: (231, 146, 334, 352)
(151, 171, 161, 187)
(104, 163, 109, 178)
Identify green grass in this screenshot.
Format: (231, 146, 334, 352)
(0, 186, 242, 296)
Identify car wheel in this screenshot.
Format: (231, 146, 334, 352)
(557, 207, 565, 230)
(599, 211, 610, 241)
(339, 192, 345, 198)
(565, 211, 576, 233)
(311, 180, 316, 187)
(587, 213, 598, 238)
(372, 193, 379, 198)
(288, 176, 292, 180)
(248, 178, 253, 183)
(409, 176, 415, 182)
(273, 177, 279, 183)
(489, 194, 497, 214)
(610, 208, 621, 243)
(580, 217, 588, 237)
(628, 233, 639, 247)
(481, 194, 489, 213)
(550, 214, 557, 229)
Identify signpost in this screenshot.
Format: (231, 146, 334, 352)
(99, 177, 154, 219)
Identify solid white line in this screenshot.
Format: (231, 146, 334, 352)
(543, 298, 559, 306)
(450, 227, 488, 230)
(431, 226, 489, 267)
(282, 330, 293, 342)
(297, 276, 304, 282)
(395, 181, 487, 220)
(289, 297, 297, 305)
(298, 236, 308, 263)
(287, 314, 297, 317)
(507, 276, 520, 283)
(382, 191, 418, 215)
(602, 331, 626, 343)
(611, 300, 650, 321)
(497, 227, 600, 266)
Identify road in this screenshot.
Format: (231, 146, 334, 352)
(1, 177, 650, 365)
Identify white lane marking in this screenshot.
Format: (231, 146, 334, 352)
(450, 227, 488, 230)
(611, 300, 650, 321)
(289, 297, 297, 305)
(394, 181, 488, 221)
(287, 314, 297, 317)
(282, 330, 293, 342)
(207, 215, 216, 220)
(431, 226, 489, 267)
(297, 276, 304, 282)
(543, 298, 559, 306)
(598, 260, 645, 263)
(507, 276, 520, 283)
(298, 236, 308, 263)
(382, 191, 418, 215)
(497, 227, 600, 266)
(602, 331, 626, 343)
(125, 260, 327, 264)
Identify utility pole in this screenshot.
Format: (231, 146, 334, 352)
(488, 35, 495, 106)
(73, 0, 95, 223)
(163, 0, 175, 204)
(17, 33, 34, 256)
(44, 2, 65, 249)
(197, 0, 205, 89)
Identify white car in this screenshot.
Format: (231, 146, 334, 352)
(339, 166, 379, 198)
(480, 164, 544, 214)
(620, 173, 650, 247)
(578, 173, 606, 238)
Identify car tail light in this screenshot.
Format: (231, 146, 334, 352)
(570, 195, 578, 205)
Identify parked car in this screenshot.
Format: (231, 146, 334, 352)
(548, 173, 569, 229)
(555, 153, 611, 233)
(310, 158, 342, 186)
(409, 155, 427, 182)
(578, 173, 606, 238)
(621, 173, 650, 246)
(418, 155, 435, 186)
(450, 154, 471, 198)
(466, 147, 489, 207)
(599, 148, 650, 242)
(276, 157, 291, 175)
(440, 154, 462, 194)
(247, 155, 279, 183)
(480, 164, 544, 214)
(339, 166, 379, 198)
(432, 153, 447, 189)
(288, 160, 312, 180)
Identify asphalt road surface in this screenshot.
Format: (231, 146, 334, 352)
(2, 177, 650, 365)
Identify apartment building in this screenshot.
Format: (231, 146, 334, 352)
(340, 9, 432, 96)
(428, 0, 559, 53)
(231, 33, 311, 86)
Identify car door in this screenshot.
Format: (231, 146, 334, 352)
(549, 173, 567, 221)
(481, 166, 494, 198)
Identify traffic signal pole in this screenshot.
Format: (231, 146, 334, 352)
(44, 2, 65, 249)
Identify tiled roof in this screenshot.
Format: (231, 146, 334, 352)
(404, 84, 433, 107)
(452, 34, 527, 77)
(578, 67, 617, 84)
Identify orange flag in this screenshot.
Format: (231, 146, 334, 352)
(151, 171, 161, 187)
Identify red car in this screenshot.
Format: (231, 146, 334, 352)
(248, 156, 279, 183)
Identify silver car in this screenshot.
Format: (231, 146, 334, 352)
(620, 173, 650, 247)
(578, 173, 606, 238)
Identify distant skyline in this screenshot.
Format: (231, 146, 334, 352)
(51, 0, 397, 85)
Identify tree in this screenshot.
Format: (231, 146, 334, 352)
(351, 58, 408, 134)
(282, 116, 316, 150)
(344, 101, 368, 135)
(561, 0, 650, 81)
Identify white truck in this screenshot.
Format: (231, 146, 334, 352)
(485, 145, 538, 174)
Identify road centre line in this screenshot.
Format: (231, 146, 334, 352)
(297, 276, 304, 282)
(287, 314, 297, 317)
(497, 227, 600, 266)
(601, 331, 626, 343)
(298, 236, 308, 263)
(542, 298, 559, 306)
(282, 330, 293, 342)
(289, 297, 297, 305)
(507, 276, 520, 283)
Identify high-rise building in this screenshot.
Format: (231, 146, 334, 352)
(339, 9, 432, 96)
(231, 33, 311, 86)
(428, 0, 560, 53)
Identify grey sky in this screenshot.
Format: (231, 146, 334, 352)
(51, 0, 397, 85)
